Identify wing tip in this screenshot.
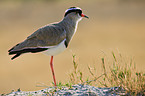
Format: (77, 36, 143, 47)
(8, 50, 17, 55)
(8, 43, 20, 52)
(8, 48, 48, 60)
(11, 53, 21, 60)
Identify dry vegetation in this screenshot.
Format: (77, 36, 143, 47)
(68, 53, 145, 95)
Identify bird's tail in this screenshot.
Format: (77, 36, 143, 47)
(8, 43, 48, 60)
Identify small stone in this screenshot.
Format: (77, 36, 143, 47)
(82, 92, 98, 96)
(63, 92, 72, 95)
(17, 88, 21, 92)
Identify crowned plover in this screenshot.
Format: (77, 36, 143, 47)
(8, 7, 89, 86)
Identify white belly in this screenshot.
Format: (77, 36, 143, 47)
(43, 39, 66, 56)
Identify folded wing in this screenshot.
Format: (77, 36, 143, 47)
(8, 24, 66, 60)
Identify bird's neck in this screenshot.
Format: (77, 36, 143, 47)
(59, 16, 81, 45)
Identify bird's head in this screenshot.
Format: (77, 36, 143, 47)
(64, 7, 89, 21)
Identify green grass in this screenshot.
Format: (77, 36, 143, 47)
(4, 52, 144, 95)
(35, 52, 144, 95)
(68, 53, 145, 95)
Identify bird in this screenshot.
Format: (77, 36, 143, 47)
(8, 7, 89, 86)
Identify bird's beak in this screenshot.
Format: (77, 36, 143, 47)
(81, 13, 89, 19)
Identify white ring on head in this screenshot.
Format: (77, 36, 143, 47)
(65, 7, 82, 13)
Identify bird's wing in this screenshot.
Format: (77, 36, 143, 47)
(9, 24, 66, 53)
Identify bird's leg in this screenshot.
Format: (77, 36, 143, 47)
(50, 56, 57, 86)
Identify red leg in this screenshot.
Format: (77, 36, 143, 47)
(50, 56, 57, 86)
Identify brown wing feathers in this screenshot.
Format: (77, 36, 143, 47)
(8, 38, 49, 60)
(8, 24, 66, 60)
(8, 44, 48, 60)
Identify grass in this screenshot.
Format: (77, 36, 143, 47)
(100, 52, 145, 95)
(67, 52, 145, 95)
(34, 52, 145, 95)
(4, 52, 145, 95)
(69, 55, 84, 85)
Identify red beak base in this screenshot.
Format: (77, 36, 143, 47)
(81, 13, 89, 18)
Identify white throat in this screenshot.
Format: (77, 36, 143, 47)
(74, 17, 82, 33)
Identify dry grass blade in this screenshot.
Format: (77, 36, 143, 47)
(68, 53, 145, 95)
(69, 55, 84, 84)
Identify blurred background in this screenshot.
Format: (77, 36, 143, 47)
(0, 0, 145, 94)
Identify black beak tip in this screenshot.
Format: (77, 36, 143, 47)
(83, 15, 89, 19)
